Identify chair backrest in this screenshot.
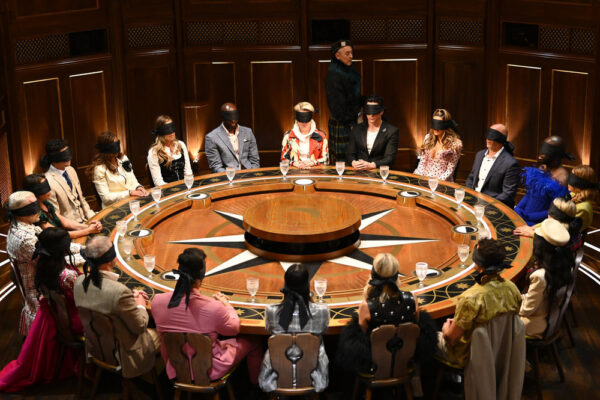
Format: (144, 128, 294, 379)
(544, 285, 569, 340)
(370, 323, 420, 380)
(568, 247, 584, 293)
(162, 332, 212, 385)
(78, 307, 121, 368)
(268, 333, 320, 389)
(8, 257, 26, 301)
(39, 285, 79, 344)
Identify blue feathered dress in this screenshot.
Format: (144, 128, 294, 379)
(514, 167, 569, 226)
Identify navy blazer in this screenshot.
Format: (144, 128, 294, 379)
(205, 124, 260, 173)
(465, 148, 521, 207)
(345, 121, 399, 167)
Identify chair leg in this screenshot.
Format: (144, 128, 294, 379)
(568, 301, 578, 327)
(432, 366, 444, 400)
(404, 382, 414, 400)
(551, 342, 565, 382)
(226, 381, 236, 400)
(54, 345, 66, 380)
(122, 378, 130, 400)
(532, 348, 543, 400)
(563, 319, 575, 347)
(149, 367, 164, 400)
(173, 389, 181, 400)
(89, 366, 103, 399)
(75, 351, 85, 400)
(213, 391, 220, 400)
(351, 377, 360, 400)
(365, 387, 372, 400)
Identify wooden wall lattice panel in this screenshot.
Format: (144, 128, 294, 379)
(351, 18, 426, 43)
(186, 20, 297, 45)
(539, 26, 570, 52)
(127, 24, 173, 48)
(571, 28, 595, 55)
(438, 18, 484, 44)
(16, 34, 70, 65)
(0, 133, 11, 204)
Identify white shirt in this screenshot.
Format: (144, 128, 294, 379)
(475, 147, 504, 192)
(49, 164, 70, 187)
(221, 123, 240, 162)
(147, 140, 192, 186)
(366, 127, 379, 154)
(291, 121, 316, 162)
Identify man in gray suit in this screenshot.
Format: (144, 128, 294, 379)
(74, 236, 160, 378)
(205, 103, 260, 173)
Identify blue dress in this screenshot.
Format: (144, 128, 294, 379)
(514, 167, 569, 226)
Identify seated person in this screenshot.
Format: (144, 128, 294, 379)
(5, 191, 42, 335)
(281, 102, 328, 168)
(23, 174, 102, 239)
(41, 138, 96, 223)
(259, 264, 329, 393)
(413, 109, 462, 181)
(151, 248, 262, 385)
(89, 131, 148, 208)
(205, 103, 260, 173)
(514, 136, 571, 226)
(567, 164, 599, 231)
(147, 115, 193, 186)
(437, 239, 522, 368)
(346, 95, 399, 170)
(0, 228, 82, 392)
(74, 236, 160, 378)
(465, 124, 520, 207)
(520, 219, 573, 339)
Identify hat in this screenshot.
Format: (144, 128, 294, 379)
(331, 39, 353, 55)
(534, 218, 570, 247)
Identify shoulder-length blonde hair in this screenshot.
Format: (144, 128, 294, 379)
(363, 253, 402, 303)
(421, 109, 461, 153)
(570, 165, 599, 204)
(150, 115, 181, 169)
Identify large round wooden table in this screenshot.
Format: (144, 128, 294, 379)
(95, 167, 532, 334)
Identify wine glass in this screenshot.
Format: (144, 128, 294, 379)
(226, 167, 236, 185)
(184, 174, 194, 192)
(454, 188, 465, 208)
(335, 161, 345, 180)
(428, 178, 439, 198)
(246, 277, 259, 302)
(129, 200, 140, 221)
(151, 187, 161, 207)
(314, 278, 327, 303)
(457, 244, 470, 269)
(415, 262, 428, 287)
(121, 238, 133, 260)
(280, 160, 290, 180)
(143, 254, 155, 278)
(474, 204, 485, 221)
(116, 220, 127, 237)
(379, 165, 390, 184)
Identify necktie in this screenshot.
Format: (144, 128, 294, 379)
(63, 171, 73, 191)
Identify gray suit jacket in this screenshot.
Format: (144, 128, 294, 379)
(73, 271, 159, 378)
(465, 149, 521, 207)
(45, 166, 95, 223)
(205, 124, 260, 173)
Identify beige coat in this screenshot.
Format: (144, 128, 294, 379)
(92, 156, 141, 208)
(519, 269, 548, 338)
(45, 166, 95, 223)
(74, 271, 159, 378)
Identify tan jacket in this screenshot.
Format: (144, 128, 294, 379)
(92, 156, 141, 208)
(519, 269, 548, 338)
(45, 166, 95, 223)
(73, 271, 159, 378)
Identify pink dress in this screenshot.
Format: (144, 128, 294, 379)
(413, 140, 462, 182)
(0, 267, 82, 392)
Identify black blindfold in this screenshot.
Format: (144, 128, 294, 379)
(568, 172, 598, 190)
(97, 139, 121, 154)
(153, 122, 176, 136)
(4, 201, 40, 223)
(221, 110, 240, 122)
(364, 104, 384, 115)
(29, 180, 51, 197)
(47, 148, 72, 163)
(486, 128, 515, 154)
(82, 245, 116, 266)
(295, 111, 313, 123)
(539, 141, 575, 161)
(431, 119, 458, 131)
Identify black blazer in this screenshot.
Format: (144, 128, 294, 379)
(465, 148, 521, 207)
(345, 121, 399, 167)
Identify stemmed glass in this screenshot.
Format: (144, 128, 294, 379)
(474, 204, 485, 221)
(454, 188, 465, 209)
(335, 161, 345, 180)
(143, 255, 155, 278)
(129, 200, 140, 221)
(457, 244, 470, 269)
(151, 187, 161, 207)
(416, 262, 428, 287)
(226, 167, 236, 185)
(314, 278, 327, 303)
(184, 174, 194, 193)
(246, 277, 259, 302)
(121, 238, 133, 260)
(428, 178, 439, 198)
(116, 220, 127, 237)
(280, 160, 290, 180)
(379, 165, 390, 184)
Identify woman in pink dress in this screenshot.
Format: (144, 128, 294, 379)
(0, 227, 82, 392)
(413, 109, 462, 182)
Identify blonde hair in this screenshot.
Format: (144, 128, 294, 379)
(363, 253, 402, 303)
(294, 102, 314, 113)
(551, 197, 577, 230)
(151, 115, 181, 169)
(7, 191, 36, 210)
(421, 108, 462, 153)
(570, 165, 599, 204)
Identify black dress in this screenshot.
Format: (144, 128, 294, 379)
(159, 156, 185, 183)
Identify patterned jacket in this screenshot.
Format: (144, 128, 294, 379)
(281, 124, 329, 166)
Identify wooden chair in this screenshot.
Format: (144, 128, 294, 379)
(8, 256, 26, 301)
(268, 332, 321, 399)
(563, 247, 584, 346)
(352, 323, 420, 400)
(78, 307, 163, 400)
(162, 332, 236, 400)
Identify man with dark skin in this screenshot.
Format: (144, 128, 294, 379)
(204, 102, 260, 173)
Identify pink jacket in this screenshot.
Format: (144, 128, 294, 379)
(151, 289, 241, 381)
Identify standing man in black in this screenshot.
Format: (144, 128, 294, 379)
(465, 124, 521, 207)
(326, 39, 362, 163)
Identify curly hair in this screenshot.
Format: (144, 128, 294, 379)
(570, 165, 599, 204)
(420, 109, 462, 154)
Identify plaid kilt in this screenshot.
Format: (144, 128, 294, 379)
(328, 119, 353, 163)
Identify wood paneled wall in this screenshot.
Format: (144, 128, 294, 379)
(1, 0, 599, 210)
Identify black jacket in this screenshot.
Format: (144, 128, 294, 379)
(346, 121, 399, 167)
(465, 148, 521, 207)
(325, 59, 362, 123)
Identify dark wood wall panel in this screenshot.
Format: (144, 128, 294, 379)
(14, 0, 99, 18)
(191, 61, 236, 131)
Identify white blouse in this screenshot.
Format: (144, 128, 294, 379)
(147, 140, 193, 186)
(366, 127, 379, 154)
(93, 155, 141, 208)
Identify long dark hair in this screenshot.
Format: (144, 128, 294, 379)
(34, 227, 72, 293)
(277, 264, 313, 330)
(87, 131, 123, 176)
(168, 248, 207, 309)
(533, 234, 574, 300)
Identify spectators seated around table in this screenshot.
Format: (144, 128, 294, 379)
(73, 236, 160, 378)
(519, 219, 573, 339)
(41, 138, 96, 223)
(567, 164, 599, 231)
(346, 95, 399, 170)
(205, 102, 260, 173)
(281, 102, 328, 168)
(89, 131, 148, 208)
(259, 264, 329, 393)
(5, 191, 43, 335)
(436, 239, 522, 368)
(515, 136, 571, 226)
(147, 114, 193, 186)
(0, 228, 82, 392)
(151, 248, 262, 385)
(465, 124, 521, 207)
(413, 109, 462, 182)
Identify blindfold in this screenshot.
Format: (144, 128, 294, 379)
(568, 172, 598, 190)
(364, 104, 384, 115)
(547, 202, 574, 224)
(47, 147, 72, 163)
(221, 110, 240, 121)
(4, 201, 40, 223)
(539, 141, 575, 161)
(295, 111, 313, 123)
(29, 180, 51, 197)
(82, 245, 116, 266)
(431, 119, 458, 131)
(486, 128, 515, 154)
(152, 122, 176, 136)
(97, 139, 121, 154)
